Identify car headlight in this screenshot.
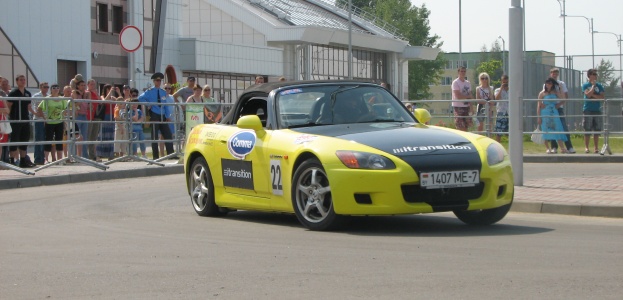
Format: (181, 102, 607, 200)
(336, 151, 396, 170)
(486, 142, 507, 166)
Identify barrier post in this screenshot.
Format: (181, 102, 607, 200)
(104, 99, 164, 166)
(35, 97, 110, 171)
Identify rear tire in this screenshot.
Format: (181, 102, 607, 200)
(188, 157, 226, 216)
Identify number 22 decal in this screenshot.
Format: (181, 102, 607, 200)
(270, 160, 283, 195)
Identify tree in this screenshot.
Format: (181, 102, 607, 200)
(474, 41, 505, 87)
(596, 59, 621, 98)
(336, 0, 445, 100)
(476, 60, 503, 87)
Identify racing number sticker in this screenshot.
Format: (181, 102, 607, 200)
(270, 159, 283, 195)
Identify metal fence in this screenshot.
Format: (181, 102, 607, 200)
(0, 97, 234, 175)
(406, 98, 622, 154)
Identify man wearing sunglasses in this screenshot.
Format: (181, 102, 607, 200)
(138, 72, 173, 159)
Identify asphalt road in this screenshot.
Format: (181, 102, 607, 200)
(1, 174, 622, 299)
(521, 162, 622, 179)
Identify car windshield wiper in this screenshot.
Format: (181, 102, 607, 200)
(287, 121, 332, 129)
(359, 119, 402, 123)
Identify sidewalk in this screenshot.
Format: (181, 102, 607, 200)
(1, 154, 622, 219)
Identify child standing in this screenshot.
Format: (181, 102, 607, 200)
(130, 100, 146, 158)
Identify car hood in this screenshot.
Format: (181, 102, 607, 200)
(291, 123, 482, 172)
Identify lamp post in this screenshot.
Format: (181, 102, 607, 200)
(556, 0, 566, 69)
(593, 31, 623, 83)
(562, 14, 594, 67)
(498, 36, 506, 74)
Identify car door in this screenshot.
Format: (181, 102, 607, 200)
(213, 98, 272, 209)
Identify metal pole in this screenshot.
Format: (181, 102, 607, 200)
(348, 0, 353, 80)
(591, 18, 595, 67)
(498, 36, 506, 74)
(459, 0, 462, 63)
(509, 0, 524, 186)
(556, 0, 566, 69)
(562, 0, 566, 69)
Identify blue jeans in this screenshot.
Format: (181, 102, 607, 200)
(34, 121, 45, 163)
(132, 129, 146, 155)
(75, 115, 89, 158)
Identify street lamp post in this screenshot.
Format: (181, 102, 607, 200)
(498, 36, 506, 74)
(562, 14, 594, 67)
(556, 0, 566, 69)
(593, 31, 623, 83)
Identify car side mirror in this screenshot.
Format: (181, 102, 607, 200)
(237, 115, 265, 136)
(413, 108, 431, 124)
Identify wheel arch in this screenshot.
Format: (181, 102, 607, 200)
(185, 151, 207, 194)
(291, 151, 320, 181)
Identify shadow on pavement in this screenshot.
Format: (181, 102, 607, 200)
(219, 211, 554, 237)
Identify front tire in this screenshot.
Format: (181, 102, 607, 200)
(292, 159, 343, 231)
(453, 203, 512, 225)
(188, 157, 226, 216)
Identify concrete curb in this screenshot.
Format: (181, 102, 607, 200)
(511, 201, 623, 219)
(0, 165, 184, 190)
(523, 154, 623, 163)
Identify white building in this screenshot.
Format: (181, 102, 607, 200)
(0, 0, 439, 102)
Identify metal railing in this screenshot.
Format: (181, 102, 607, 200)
(404, 98, 623, 155)
(0, 97, 234, 175)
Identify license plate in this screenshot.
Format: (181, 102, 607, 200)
(420, 170, 479, 189)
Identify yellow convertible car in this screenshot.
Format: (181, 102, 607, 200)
(184, 81, 514, 230)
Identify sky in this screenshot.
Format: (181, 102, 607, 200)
(410, 0, 623, 73)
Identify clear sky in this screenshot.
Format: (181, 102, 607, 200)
(411, 0, 623, 73)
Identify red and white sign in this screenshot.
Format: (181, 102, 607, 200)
(119, 25, 142, 53)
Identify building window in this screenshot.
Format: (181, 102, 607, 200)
(112, 5, 124, 34)
(97, 3, 109, 32)
(440, 77, 453, 86)
(307, 44, 386, 81)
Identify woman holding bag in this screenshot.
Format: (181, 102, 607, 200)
(537, 78, 568, 154)
(475, 72, 496, 134)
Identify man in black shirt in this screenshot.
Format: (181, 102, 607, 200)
(7, 74, 35, 168)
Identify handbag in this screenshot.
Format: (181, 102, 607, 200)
(94, 102, 106, 120)
(0, 113, 11, 135)
(530, 127, 544, 145)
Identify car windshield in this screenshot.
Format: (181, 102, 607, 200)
(276, 85, 415, 128)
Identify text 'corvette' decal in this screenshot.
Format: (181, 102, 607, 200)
(227, 130, 256, 159)
(393, 144, 472, 154)
(222, 159, 254, 190)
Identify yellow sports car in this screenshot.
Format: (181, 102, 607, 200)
(184, 81, 514, 231)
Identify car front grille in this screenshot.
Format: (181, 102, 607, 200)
(401, 183, 485, 212)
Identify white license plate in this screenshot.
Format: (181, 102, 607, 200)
(420, 170, 479, 189)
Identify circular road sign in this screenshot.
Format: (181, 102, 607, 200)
(119, 25, 142, 53)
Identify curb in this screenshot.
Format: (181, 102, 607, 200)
(511, 201, 623, 219)
(0, 165, 184, 190)
(523, 154, 623, 163)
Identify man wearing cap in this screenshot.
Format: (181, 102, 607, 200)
(138, 73, 174, 159)
(172, 76, 196, 103)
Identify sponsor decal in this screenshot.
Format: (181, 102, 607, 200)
(227, 130, 257, 159)
(280, 88, 303, 96)
(270, 160, 283, 195)
(294, 134, 318, 144)
(393, 144, 472, 154)
(222, 159, 254, 190)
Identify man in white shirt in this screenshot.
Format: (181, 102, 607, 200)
(451, 66, 473, 131)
